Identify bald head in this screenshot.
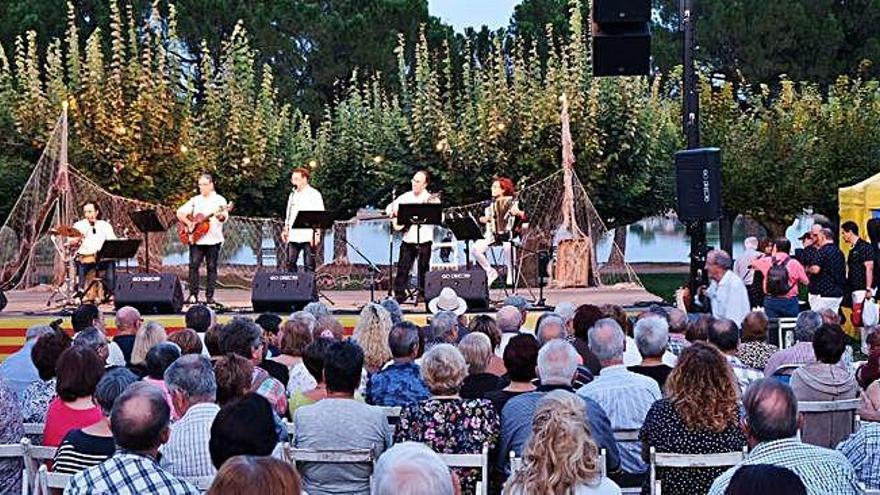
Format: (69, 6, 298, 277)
(115, 306, 142, 335)
(496, 306, 522, 334)
(111, 382, 170, 453)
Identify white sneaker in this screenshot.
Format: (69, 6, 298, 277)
(487, 268, 499, 288)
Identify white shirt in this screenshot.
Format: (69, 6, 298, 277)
(177, 193, 228, 245)
(623, 336, 677, 367)
(284, 185, 325, 244)
(386, 190, 436, 244)
(707, 270, 751, 326)
(72, 219, 116, 255)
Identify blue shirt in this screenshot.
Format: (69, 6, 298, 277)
(0, 340, 38, 400)
(837, 422, 880, 490)
(365, 361, 430, 407)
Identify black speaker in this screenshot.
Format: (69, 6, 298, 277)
(0, 290, 6, 312)
(593, 0, 651, 24)
(425, 269, 489, 311)
(251, 272, 316, 313)
(591, 0, 651, 77)
(675, 147, 723, 221)
(114, 273, 183, 314)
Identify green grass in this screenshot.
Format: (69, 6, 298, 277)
(638, 272, 688, 303)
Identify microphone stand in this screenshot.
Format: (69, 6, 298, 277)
(387, 186, 396, 298)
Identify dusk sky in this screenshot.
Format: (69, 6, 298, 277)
(428, 0, 522, 32)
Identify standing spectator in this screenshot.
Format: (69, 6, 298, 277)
(209, 394, 281, 469)
(640, 342, 746, 495)
(67, 383, 199, 494)
(161, 355, 220, 478)
(168, 329, 204, 355)
(458, 333, 507, 399)
(0, 324, 54, 399)
(53, 368, 139, 474)
(505, 390, 621, 495)
(764, 311, 848, 377)
(628, 316, 674, 389)
(351, 303, 393, 374)
(707, 318, 763, 394)
(365, 321, 429, 407)
(43, 346, 104, 446)
(129, 321, 167, 377)
(737, 311, 777, 371)
(735, 237, 763, 308)
(112, 306, 142, 365)
(704, 249, 751, 326)
(571, 305, 604, 375)
(220, 317, 287, 416)
(836, 421, 880, 491)
(806, 227, 846, 313)
(271, 319, 316, 395)
(484, 334, 539, 414)
(468, 315, 506, 376)
(207, 456, 302, 495)
(665, 308, 690, 356)
(857, 329, 880, 390)
(0, 378, 24, 493)
(373, 442, 456, 495)
(20, 328, 70, 423)
(142, 343, 182, 421)
(395, 344, 499, 495)
(294, 340, 392, 495)
(496, 305, 523, 355)
(752, 238, 810, 318)
(842, 221, 875, 327)
(790, 324, 858, 448)
(708, 379, 860, 495)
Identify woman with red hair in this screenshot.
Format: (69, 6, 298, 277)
(475, 177, 525, 287)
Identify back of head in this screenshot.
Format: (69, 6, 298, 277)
(504, 334, 539, 383)
(794, 311, 823, 342)
(31, 329, 71, 381)
(72, 304, 100, 333)
(379, 298, 403, 325)
(302, 338, 333, 383)
(219, 317, 262, 359)
(131, 321, 167, 366)
(667, 309, 688, 335)
(373, 442, 454, 495)
(634, 316, 669, 359)
(255, 313, 282, 336)
(773, 237, 792, 254)
(303, 301, 331, 319)
(278, 320, 313, 357)
(420, 344, 467, 395)
(429, 311, 459, 344)
(572, 305, 604, 341)
(324, 340, 364, 394)
(666, 342, 739, 432)
(115, 306, 142, 333)
(812, 324, 846, 364)
(73, 327, 106, 354)
(214, 354, 255, 406)
(210, 393, 278, 469)
(496, 306, 523, 333)
(742, 378, 799, 443)
(204, 325, 222, 357)
(536, 313, 566, 346)
(314, 315, 344, 341)
(165, 354, 217, 402)
(468, 315, 501, 350)
(536, 339, 579, 386)
(207, 456, 301, 495)
(288, 311, 318, 336)
(707, 249, 733, 271)
(185, 304, 214, 333)
(388, 321, 420, 359)
(554, 302, 577, 326)
(56, 345, 105, 402)
(741, 311, 769, 343)
(168, 328, 204, 355)
(145, 342, 182, 380)
(686, 314, 713, 343)
(458, 332, 492, 375)
(587, 318, 625, 363)
(819, 308, 840, 326)
(25, 324, 55, 342)
(352, 304, 393, 370)
(111, 382, 171, 452)
(725, 464, 807, 495)
(707, 318, 740, 353)
(94, 368, 139, 416)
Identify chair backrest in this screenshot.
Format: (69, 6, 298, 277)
(23, 424, 44, 436)
(287, 447, 374, 464)
(508, 451, 522, 473)
(36, 464, 71, 495)
(599, 448, 607, 478)
(797, 398, 862, 436)
(613, 429, 641, 442)
(180, 475, 215, 491)
(379, 406, 401, 419)
(0, 442, 25, 458)
(649, 446, 747, 495)
(437, 446, 488, 495)
(774, 318, 798, 348)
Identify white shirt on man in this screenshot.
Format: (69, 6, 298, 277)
(72, 219, 116, 255)
(707, 269, 751, 326)
(177, 193, 228, 245)
(284, 185, 325, 244)
(386, 190, 436, 244)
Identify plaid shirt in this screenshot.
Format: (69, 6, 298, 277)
(708, 438, 860, 495)
(253, 367, 288, 416)
(67, 452, 200, 495)
(837, 422, 880, 490)
(159, 402, 220, 477)
(666, 334, 690, 356)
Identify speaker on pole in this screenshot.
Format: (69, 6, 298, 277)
(114, 273, 184, 314)
(251, 272, 316, 313)
(675, 147, 722, 221)
(591, 0, 651, 77)
(425, 269, 489, 311)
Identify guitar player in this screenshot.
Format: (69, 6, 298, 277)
(176, 173, 228, 305)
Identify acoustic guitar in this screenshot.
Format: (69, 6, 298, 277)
(177, 203, 233, 245)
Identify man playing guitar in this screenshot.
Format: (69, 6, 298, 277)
(386, 170, 438, 304)
(176, 174, 229, 305)
(282, 167, 325, 272)
(71, 201, 117, 295)
(475, 177, 525, 287)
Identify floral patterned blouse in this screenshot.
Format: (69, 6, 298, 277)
(20, 378, 56, 423)
(738, 341, 778, 372)
(394, 397, 500, 495)
(0, 378, 24, 493)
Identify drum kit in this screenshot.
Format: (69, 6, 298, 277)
(46, 224, 104, 307)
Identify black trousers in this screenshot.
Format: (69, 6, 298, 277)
(286, 242, 315, 272)
(189, 243, 220, 298)
(394, 241, 431, 299)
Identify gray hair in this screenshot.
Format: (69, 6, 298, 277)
(536, 313, 567, 346)
(667, 308, 688, 334)
(503, 295, 531, 311)
(380, 298, 404, 325)
(820, 227, 834, 240)
(288, 311, 317, 334)
(554, 302, 577, 325)
(588, 318, 625, 362)
(794, 311, 823, 342)
(373, 442, 454, 495)
(496, 306, 523, 333)
(458, 332, 492, 374)
(115, 306, 142, 331)
(303, 302, 331, 319)
(634, 316, 669, 359)
(94, 368, 139, 416)
(743, 236, 759, 250)
(388, 321, 420, 358)
(706, 249, 733, 270)
(430, 311, 458, 344)
(25, 324, 54, 341)
(536, 339, 579, 386)
(73, 327, 107, 352)
(164, 354, 217, 403)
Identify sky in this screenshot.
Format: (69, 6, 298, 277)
(428, 0, 523, 32)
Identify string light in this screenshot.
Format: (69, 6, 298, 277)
(115, 126, 127, 136)
(372, 155, 384, 164)
(179, 144, 188, 154)
(308, 159, 318, 168)
(242, 157, 251, 165)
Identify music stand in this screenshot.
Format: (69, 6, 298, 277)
(98, 239, 142, 262)
(291, 211, 335, 305)
(444, 214, 483, 269)
(129, 210, 167, 273)
(396, 203, 443, 302)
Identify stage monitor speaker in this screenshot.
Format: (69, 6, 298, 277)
(425, 269, 489, 311)
(251, 272, 316, 313)
(592, 23, 651, 77)
(675, 147, 723, 221)
(593, 0, 651, 24)
(114, 273, 183, 314)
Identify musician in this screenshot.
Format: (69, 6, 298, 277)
(386, 170, 438, 304)
(475, 177, 525, 287)
(71, 201, 117, 293)
(282, 167, 325, 272)
(176, 174, 228, 305)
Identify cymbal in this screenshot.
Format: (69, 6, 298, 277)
(50, 225, 83, 238)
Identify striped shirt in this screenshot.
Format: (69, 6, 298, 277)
(836, 421, 880, 490)
(67, 452, 199, 495)
(159, 402, 220, 478)
(53, 429, 116, 475)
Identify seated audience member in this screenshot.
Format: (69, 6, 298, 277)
(71, 303, 105, 334)
(708, 317, 763, 393)
(395, 344, 499, 495)
(484, 334, 539, 413)
(468, 315, 506, 376)
(709, 379, 860, 494)
(790, 323, 858, 448)
(764, 310, 832, 377)
(303, 301, 331, 320)
(535, 313, 567, 346)
(365, 321, 430, 407)
(505, 390, 621, 495)
(54, 368, 139, 474)
(738, 311, 777, 371)
(837, 421, 880, 490)
(379, 297, 404, 325)
(570, 305, 603, 375)
(819, 307, 841, 325)
(459, 333, 507, 399)
(0, 324, 54, 399)
(255, 313, 283, 357)
(168, 329, 204, 356)
(67, 382, 200, 494)
(314, 315, 344, 341)
(554, 301, 578, 332)
(294, 340, 392, 495)
(685, 314, 712, 343)
(20, 328, 70, 422)
(429, 311, 460, 347)
(43, 346, 104, 446)
(640, 342, 746, 495)
(856, 329, 880, 390)
(220, 317, 287, 416)
(0, 378, 24, 492)
(207, 455, 302, 495)
(73, 327, 112, 366)
(204, 325, 222, 358)
(504, 295, 531, 327)
(112, 306, 143, 365)
(214, 353, 254, 406)
(496, 305, 524, 355)
(289, 338, 335, 413)
(271, 319, 316, 395)
(351, 303, 393, 374)
(628, 316, 675, 389)
(373, 442, 456, 495)
(602, 304, 641, 367)
(160, 355, 220, 477)
(289, 311, 318, 337)
(210, 393, 280, 469)
(185, 303, 215, 335)
(142, 342, 182, 419)
(499, 340, 620, 475)
(665, 308, 690, 356)
(128, 321, 167, 377)
(723, 465, 807, 495)
(579, 318, 660, 486)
